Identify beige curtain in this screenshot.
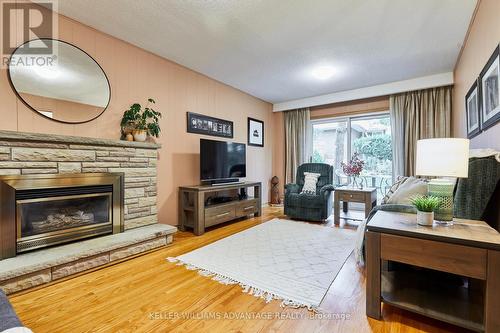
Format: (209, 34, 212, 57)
(284, 108, 311, 183)
(390, 86, 452, 177)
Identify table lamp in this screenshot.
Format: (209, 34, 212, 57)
(415, 138, 469, 223)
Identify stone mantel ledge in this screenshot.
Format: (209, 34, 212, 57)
(0, 130, 161, 149)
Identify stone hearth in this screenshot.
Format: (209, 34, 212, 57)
(0, 224, 176, 294)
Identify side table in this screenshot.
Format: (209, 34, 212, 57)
(333, 186, 377, 225)
(366, 210, 500, 332)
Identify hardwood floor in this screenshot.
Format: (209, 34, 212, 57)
(9, 207, 471, 333)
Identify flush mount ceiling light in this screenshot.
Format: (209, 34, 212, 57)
(311, 65, 336, 80)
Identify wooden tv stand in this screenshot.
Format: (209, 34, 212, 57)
(178, 181, 262, 235)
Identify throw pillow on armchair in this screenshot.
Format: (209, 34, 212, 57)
(300, 172, 321, 194)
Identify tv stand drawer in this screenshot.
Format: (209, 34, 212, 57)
(236, 199, 258, 216)
(205, 206, 236, 227)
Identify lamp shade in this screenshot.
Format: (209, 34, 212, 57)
(415, 138, 469, 177)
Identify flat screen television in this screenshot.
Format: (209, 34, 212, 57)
(200, 139, 246, 184)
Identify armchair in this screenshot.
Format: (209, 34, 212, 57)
(284, 163, 335, 221)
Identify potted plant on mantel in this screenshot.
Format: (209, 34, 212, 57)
(410, 195, 441, 226)
(120, 98, 162, 142)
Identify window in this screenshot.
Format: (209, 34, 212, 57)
(312, 113, 392, 201)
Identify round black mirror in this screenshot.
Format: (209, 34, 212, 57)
(8, 39, 111, 124)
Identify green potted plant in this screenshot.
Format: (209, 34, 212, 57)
(410, 195, 441, 226)
(120, 99, 161, 142)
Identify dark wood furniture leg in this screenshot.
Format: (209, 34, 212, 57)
(342, 201, 348, 213)
(485, 250, 500, 332)
(364, 201, 371, 218)
(254, 184, 262, 217)
(178, 191, 186, 231)
(333, 191, 340, 225)
(366, 230, 381, 319)
(193, 192, 205, 236)
(365, 199, 376, 218)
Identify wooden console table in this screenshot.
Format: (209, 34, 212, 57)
(178, 182, 261, 235)
(334, 186, 376, 225)
(366, 211, 500, 332)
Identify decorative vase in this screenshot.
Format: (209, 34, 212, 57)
(122, 121, 136, 135)
(125, 133, 134, 141)
(417, 211, 434, 226)
(133, 129, 147, 142)
(351, 175, 363, 189)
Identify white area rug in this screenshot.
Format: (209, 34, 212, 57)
(167, 218, 355, 311)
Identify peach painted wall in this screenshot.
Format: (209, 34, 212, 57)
(0, 3, 274, 226)
(453, 0, 500, 149)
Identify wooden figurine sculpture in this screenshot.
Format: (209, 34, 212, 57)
(270, 176, 281, 205)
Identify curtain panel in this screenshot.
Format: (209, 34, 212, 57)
(284, 108, 311, 183)
(390, 86, 453, 177)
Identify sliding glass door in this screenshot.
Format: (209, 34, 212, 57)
(312, 113, 392, 201)
(312, 119, 348, 185)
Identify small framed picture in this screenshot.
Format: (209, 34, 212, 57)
(465, 80, 480, 138)
(479, 45, 500, 131)
(247, 117, 264, 147)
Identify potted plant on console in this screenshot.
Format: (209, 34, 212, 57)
(410, 195, 441, 226)
(120, 98, 162, 142)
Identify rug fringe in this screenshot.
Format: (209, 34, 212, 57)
(166, 257, 322, 312)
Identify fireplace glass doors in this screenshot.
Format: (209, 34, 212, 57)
(18, 193, 111, 238)
(0, 173, 123, 259)
(15, 184, 116, 253)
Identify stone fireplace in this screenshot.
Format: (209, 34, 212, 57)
(0, 130, 177, 295)
(0, 173, 123, 259)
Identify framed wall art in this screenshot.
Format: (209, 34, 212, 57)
(465, 80, 480, 138)
(187, 112, 233, 138)
(479, 45, 500, 131)
(247, 117, 264, 147)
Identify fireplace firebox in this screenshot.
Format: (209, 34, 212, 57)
(0, 173, 123, 259)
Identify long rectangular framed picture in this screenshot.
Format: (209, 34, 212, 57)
(247, 117, 264, 147)
(479, 45, 500, 131)
(465, 80, 481, 138)
(187, 112, 233, 138)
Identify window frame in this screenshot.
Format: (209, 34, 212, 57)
(311, 111, 390, 165)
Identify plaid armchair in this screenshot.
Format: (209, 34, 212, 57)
(284, 163, 335, 221)
(454, 156, 500, 230)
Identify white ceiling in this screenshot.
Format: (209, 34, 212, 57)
(51, 0, 477, 104)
